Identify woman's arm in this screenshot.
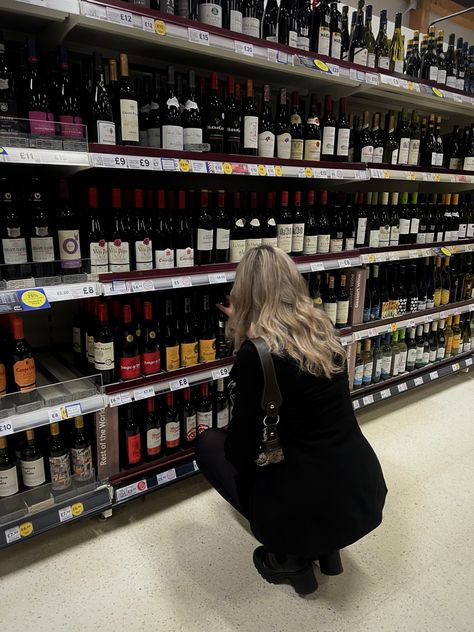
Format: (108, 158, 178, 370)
(224, 342, 264, 474)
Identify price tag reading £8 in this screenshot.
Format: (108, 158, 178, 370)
(212, 367, 229, 380)
(169, 377, 189, 392)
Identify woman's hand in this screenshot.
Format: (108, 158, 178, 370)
(216, 296, 234, 319)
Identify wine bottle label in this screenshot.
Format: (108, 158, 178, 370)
(373, 358, 382, 379)
(393, 60, 404, 74)
(135, 239, 153, 270)
(467, 223, 474, 238)
(356, 218, 367, 245)
(230, 238, 246, 263)
(183, 127, 203, 150)
(345, 237, 355, 250)
(392, 353, 400, 376)
(266, 36, 278, 43)
(363, 306, 371, 322)
(176, 247, 194, 267)
(242, 16, 260, 39)
(216, 227, 230, 251)
(290, 138, 304, 160)
(198, 3, 222, 28)
(166, 345, 180, 371)
(262, 236, 278, 248)
(197, 228, 214, 251)
(199, 338, 216, 363)
(425, 231, 434, 243)
(370, 303, 380, 320)
(398, 138, 410, 165)
(390, 149, 398, 165)
(180, 342, 199, 367)
(336, 299, 349, 325)
(407, 348, 417, 366)
(398, 351, 407, 373)
(378, 226, 390, 247)
(49, 453, 71, 491)
(377, 56, 389, 70)
(429, 66, 438, 82)
(97, 120, 116, 145)
(436, 69, 446, 85)
(13, 358, 36, 392)
(0, 464, 19, 497)
(184, 414, 197, 442)
(408, 139, 420, 165)
(458, 224, 467, 239)
(87, 334, 94, 364)
(21, 457, 46, 487)
(367, 53, 375, 69)
(353, 48, 368, 66)
(303, 234, 318, 255)
(433, 289, 441, 306)
(336, 128, 350, 156)
(373, 146, 383, 163)
(147, 427, 162, 456)
(430, 153, 437, 167)
(71, 445, 93, 480)
(154, 248, 175, 269)
(318, 27, 330, 56)
(258, 131, 275, 157)
(361, 145, 374, 162)
(389, 225, 399, 245)
(304, 139, 321, 161)
(127, 434, 141, 465)
(29, 111, 55, 135)
(353, 363, 363, 387)
(317, 234, 330, 254)
(119, 355, 140, 380)
(276, 132, 292, 159)
(463, 157, 474, 171)
(291, 223, 305, 252)
(362, 361, 373, 384)
(230, 9, 243, 32)
(446, 75, 457, 88)
(285, 30, 296, 48)
(162, 124, 184, 151)
(449, 158, 462, 170)
(90, 240, 109, 273)
(108, 240, 130, 272)
(456, 77, 464, 91)
(329, 237, 343, 253)
(2, 237, 28, 264)
(94, 341, 114, 371)
(277, 224, 292, 253)
(441, 289, 450, 305)
(416, 232, 426, 244)
(421, 350, 429, 365)
(141, 349, 160, 375)
(297, 36, 310, 52)
(322, 126, 335, 155)
(58, 229, 82, 269)
(399, 218, 410, 235)
(119, 99, 139, 142)
(437, 346, 445, 361)
(59, 114, 84, 139)
(410, 218, 419, 234)
(331, 32, 341, 59)
(244, 115, 259, 149)
(147, 126, 161, 147)
(324, 302, 337, 325)
(246, 237, 262, 250)
(381, 356, 391, 376)
(217, 406, 229, 429)
(165, 421, 180, 448)
(197, 410, 212, 434)
(368, 229, 379, 248)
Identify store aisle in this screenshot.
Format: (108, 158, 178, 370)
(1, 372, 473, 632)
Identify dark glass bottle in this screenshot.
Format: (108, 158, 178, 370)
(162, 66, 183, 151)
(335, 97, 350, 162)
(278, 0, 297, 48)
(214, 190, 230, 263)
(28, 180, 57, 279)
(242, 79, 258, 156)
(321, 95, 336, 161)
(213, 379, 229, 428)
(262, 0, 278, 42)
(382, 112, 399, 165)
(141, 301, 160, 376)
(12, 315, 36, 393)
(108, 188, 130, 273)
(85, 186, 108, 276)
(206, 71, 224, 153)
(122, 404, 141, 469)
(180, 387, 197, 446)
(258, 84, 275, 158)
(182, 70, 202, 151)
(26, 39, 54, 136)
(289, 90, 304, 160)
(21, 429, 45, 488)
(93, 303, 115, 385)
(196, 190, 214, 265)
(311, 0, 331, 56)
(420, 26, 438, 83)
(275, 88, 291, 159)
(224, 75, 241, 154)
(329, 1, 342, 60)
(349, 0, 367, 66)
(297, 0, 312, 52)
(199, 294, 216, 363)
(304, 94, 321, 161)
(57, 179, 82, 276)
(118, 304, 140, 381)
(116, 53, 138, 145)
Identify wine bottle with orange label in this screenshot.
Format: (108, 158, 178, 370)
(11, 315, 36, 393)
(199, 293, 216, 363)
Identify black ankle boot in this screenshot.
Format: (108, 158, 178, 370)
(318, 550, 343, 576)
(253, 547, 318, 595)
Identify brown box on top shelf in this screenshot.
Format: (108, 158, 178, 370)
(94, 407, 120, 481)
(348, 267, 366, 326)
(346, 341, 357, 393)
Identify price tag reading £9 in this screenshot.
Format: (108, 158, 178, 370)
(169, 377, 189, 392)
(212, 367, 229, 380)
(188, 28, 210, 46)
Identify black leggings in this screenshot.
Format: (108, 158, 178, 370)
(195, 428, 248, 518)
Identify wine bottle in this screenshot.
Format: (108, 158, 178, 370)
(397, 108, 411, 166)
(213, 379, 229, 428)
(408, 111, 421, 166)
(389, 192, 400, 246)
(421, 113, 437, 167)
(26, 39, 55, 136)
(89, 52, 115, 144)
(93, 303, 115, 384)
(199, 294, 216, 363)
(371, 112, 384, 163)
(116, 53, 138, 145)
(179, 295, 198, 368)
(108, 188, 130, 273)
(389, 12, 404, 74)
(121, 404, 141, 468)
(21, 429, 45, 488)
(455, 38, 465, 91)
(321, 95, 336, 161)
(206, 71, 224, 153)
(341, 5, 350, 61)
(370, 264, 381, 320)
(355, 192, 367, 246)
(335, 97, 350, 162)
(242, 79, 258, 156)
(147, 71, 161, 148)
(57, 179, 82, 276)
(311, 0, 331, 56)
(367, 192, 380, 247)
(133, 188, 153, 271)
(323, 275, 337, 325)
(463, 124, 474, 171)
(196, 190, 214, 265)
(329, 200, 344, 252)
(229, 192, 247, 263)
(85, 187, 108, 275)
(382, 112, 399, 165)
(246, 191, 262, 251)
(303, 190, 318, 255)
(175, 191, 194, 268)
(56, 46, 83, 140)
(70, 415, 93, 480)
(118, 304, 140, 380)
(224, 75, 241, 154)
(162, 392, 180, 453)
(278, 0, 297, 48)
(154, 190, 175, 270)
(137, 77, 150, 148)
(199, 0, 223, 28)
(162, 66, 183, 151)
(0, 33, 17, 134)
(28, 180, 57, 279)
(291, 191, 305, 255)
(0, 437, 19, 497)
(141, 301, 160, 376)
(297, 0, 312, 52)
(11, 315, 35, 392)
(275, 88, 291, 159)
(358, 110, 373, 162)
(258, 84, 275, 158)
(276, 191, 293, 253)
(214, 190, 230, 262)
(182, 70, 203, 151)
(436, 29, 447, 85)
(335, 272, 350, 327)
(162, 297, 180, 371)
(365, 4, 376, 68)
(434, 115, 444, 167)
(353, 341, 363, 388)
(349, 0, 367, 66)
(262, 0, 278, 42)
(304, 94, 321, 161)
(406, 30, 421, 77)
(48, 422, 71, 491)
(197, 382, 213, 434)
(420, 26, 438, 83)
(289, 91, 304, 160)
(378, 192, 390, 248)
(242, 0, 261, 39)
(262, 191, 278, 248)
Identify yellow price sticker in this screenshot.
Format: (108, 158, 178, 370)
(275, 165, 283, 177)
(179, 159, 190, 173)
(71, 502, 84, 517)
(409, 172, 417, 181)
(383, 170, 390, 179)
(451, 245, 457, 253)
(432, 87, 443, 98)
(20, 522, 33, 538)
(391, 323, 397, 332)
(223, 162, 232, 175)
(440, 247, 451, 257)
(368, 254, 376, 263)
(305, 167, 313, 178)
(155, 20, 167, 36)
(453, 362, 460, 371)
(407, 81, 415, 91)
(20, 289, 47, 309)
(257, 164, 267, 176)
(434, 174, 441, 182)
(314, 59, 329, 72)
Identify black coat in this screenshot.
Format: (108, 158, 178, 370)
(225, 341, 388, 558)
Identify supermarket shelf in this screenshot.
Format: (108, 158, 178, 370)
(0, 147, 91, 169)
(342, 299, 474, 346)
(351, 352, 473, 411)
(0, 482, 112, 550)
(369, 165, 474, 185)
(111, 449, 198, 505)
(105, 358, 233, 407)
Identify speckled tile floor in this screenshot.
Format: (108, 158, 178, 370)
(1, 371, 473, 632)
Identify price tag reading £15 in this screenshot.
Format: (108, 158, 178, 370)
(188, 28, 210, 46)
(169, 377, 189, 392)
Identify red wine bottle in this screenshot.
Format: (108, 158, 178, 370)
(291, 191, 305, 255)
(335, 97, 350, 162)
(243, 79, 258, 156)
(1, 180, 29, 280)
(133, 188, 153, 271)
(26, 39, 55, 136)
(261, 191, 278, 247)
(275, 88, 291, 159)
(153, 190, 175, 270)
(289, 90, 304, 160)
(304, 94, 321, 161)
(108, 188, 130, 273)
(213, 379, 229, 428)
(276, 190, 293, 253)
(145, 397, 162, 461)
(28, 179, 57, 279)
(86, 186, 108, 275)
(278, 0, 297, 48)
(183, 70, 203, 151)
(90, 52, 115, 145)
(197, 381, 213, 434)
(196, 190, 214, 265)
(117, 53, 138, 145)
(118, 304, 141, 381)
(179, 295, 198, 367)
(246, 191, 262, 250)
(258, 84, 275, 158)
(57, 46, 83, 140)
(214, 190, 230, 263)
(162, 66, 183, 150)
(94, 303, 115, 385)
(0, 32, 17, 132)
(321, 95, 336, 161)
(163, 297, 180, 371)
(180, 387, 197, 446)
(122, 404, 141, 468)
(199, 293, 216, 363)
(230, 191, 247, 263)
(57, 179, 82, 276)
(205, 72, 224, 153)
(224, 75, 241, 154)
(141, 300, 161, 376)
(164, 392, 180, 453)
(175, 191, 194, 268)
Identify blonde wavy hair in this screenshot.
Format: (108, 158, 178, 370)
(228, 245, 345, 378)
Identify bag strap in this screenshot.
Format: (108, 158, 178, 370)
(249, 338, 283, 419)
